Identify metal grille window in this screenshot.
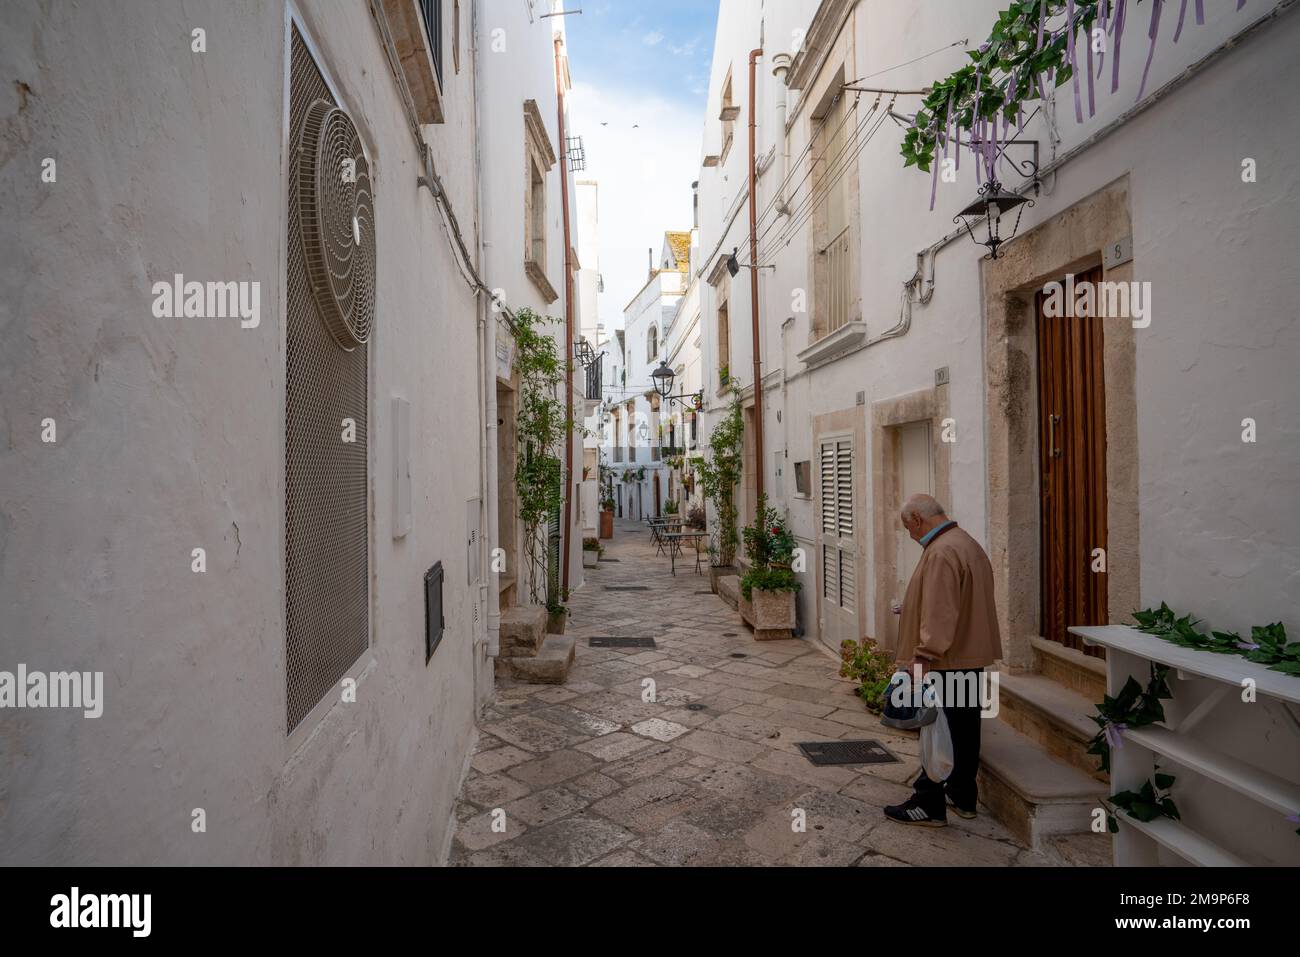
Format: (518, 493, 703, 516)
(419, 0, 444, 87)
(285, 27, 373, 732)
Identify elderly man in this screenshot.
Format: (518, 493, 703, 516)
(884, 494, 1001, 828)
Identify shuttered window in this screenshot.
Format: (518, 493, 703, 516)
(819, 437, 855, 612)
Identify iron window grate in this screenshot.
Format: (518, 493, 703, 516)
(425, 563, 445, 662)
(796, 741, 900, 767)
(285, 27, 371, 732)
(419, 0, 444, 88)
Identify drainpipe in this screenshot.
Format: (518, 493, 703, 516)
(474, 0, 500, 658)
(555, 34, 575, 594)
(747, 47, 765, 514)
(771, 53, 792, 215)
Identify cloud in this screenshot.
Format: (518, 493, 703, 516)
(568, 81, 701, 332)
(643, 30, 665, 46)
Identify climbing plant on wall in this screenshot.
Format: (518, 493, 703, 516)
(512, 307, 569, 606)
(695, 389, 744, 568)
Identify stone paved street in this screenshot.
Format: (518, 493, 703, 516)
(450, 522, 1107, 867)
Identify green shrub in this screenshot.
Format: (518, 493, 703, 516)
(839, 639, 897, 715)
(740, 566, 800, 600)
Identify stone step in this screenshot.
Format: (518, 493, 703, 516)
(998, 673, 1107, 782)
(494, 635, 576, 685)
(498, 606, 548, 659)
(717, 575, 741, 611)
(977, 720, 1109, 850)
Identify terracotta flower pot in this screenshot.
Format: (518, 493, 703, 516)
(599, 510, 614, 539)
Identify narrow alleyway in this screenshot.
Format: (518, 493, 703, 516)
(451, 521, 1104, 866)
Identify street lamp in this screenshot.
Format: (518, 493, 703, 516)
(954, 179, 1033, 260)
(651, 360, 702, 411)
(574, 338, 602, 370)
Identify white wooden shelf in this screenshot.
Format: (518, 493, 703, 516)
(1116, 813, 1247, 867)
(1070, 624, 1300, 705)
(1070, 623, 1300, 867)
(1125, 726, 1300, 816)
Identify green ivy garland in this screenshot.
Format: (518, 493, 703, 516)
(1086, 662, 1171, 774)
(1133, 603, 1300, 676)
(902, 1, 1250, 177)
(1106, 771, 1180, 832)
(902, 0, 1109, 174)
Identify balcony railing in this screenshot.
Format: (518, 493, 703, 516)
(584, 363, 601, 401)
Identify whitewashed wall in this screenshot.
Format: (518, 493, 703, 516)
(0, 0, 485, 864)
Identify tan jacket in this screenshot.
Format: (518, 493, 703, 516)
(895, 523, 1002, 670)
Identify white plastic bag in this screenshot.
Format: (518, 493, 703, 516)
(919, 708, 955, 782)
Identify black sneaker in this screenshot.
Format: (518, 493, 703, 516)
(884, 797, 947, 828)
(946, 798, 977, 820)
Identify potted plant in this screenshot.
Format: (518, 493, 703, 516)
(663, 499, 680, 516)
(737, 496, 801, 640)
(546, 590, 569, 635)
(582, 536, 603, 568)
(599, 496, 615, 539)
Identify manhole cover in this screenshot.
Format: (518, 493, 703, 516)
(605, 585, 648, 592)
(686, 703, 708, 712)
(589, 637, 657, 649)
(796, 740, 900, 767)
(730, 653, 747, 659)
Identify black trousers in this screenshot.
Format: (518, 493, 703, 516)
(912, 668, 984, 814)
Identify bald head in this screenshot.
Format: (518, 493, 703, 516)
(901, 494, 948, 543)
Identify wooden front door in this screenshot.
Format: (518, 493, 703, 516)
(1037, 266, 1108, 654)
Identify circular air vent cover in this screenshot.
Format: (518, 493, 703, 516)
(295, 99, 375, 350)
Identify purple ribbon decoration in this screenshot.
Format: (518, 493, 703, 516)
(1196, 0, 1205, 25)
(1137, 0, 1165, 102)
(1111, 0, 1128, 94)
(1084, 16, 1097, 116)
(1104, 721, 1128, 751)
(1237, 641, 1261, 651)
(1173, 0, 1190, 42)
(1068, 0, 1084, 122)
(1286, 813, 1300, 825)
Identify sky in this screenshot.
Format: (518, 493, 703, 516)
(563, 1, 720, 334)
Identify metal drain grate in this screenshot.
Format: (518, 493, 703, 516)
(601, 558, 621, 563)
(797, 741, 900, 767)
(722, 633, 738, 638)
(730, 653, 748, 659)
(589, 637, 658, 649)
(694, 590, 713, 595)
(604, 585, 648, 592)
(686, 703, 708, 712)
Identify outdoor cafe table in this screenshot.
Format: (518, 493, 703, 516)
(661, 530, 705, 576)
